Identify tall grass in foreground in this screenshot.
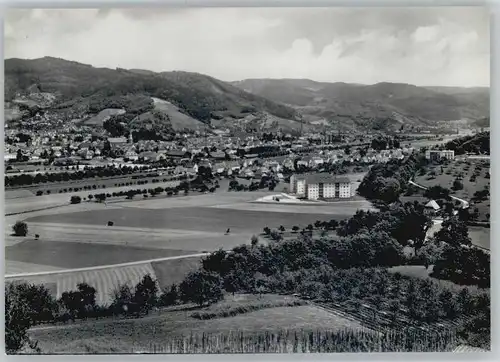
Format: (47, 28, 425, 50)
(138, 328, 458, 354)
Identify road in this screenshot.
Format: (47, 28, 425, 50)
(408, 180, 470, 209)
(5, 253, 209, 279)
(409, 180, 490, 252)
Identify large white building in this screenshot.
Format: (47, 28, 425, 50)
(425, 149, 455, 161)
(290, 174, 353, 200)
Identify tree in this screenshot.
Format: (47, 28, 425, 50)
(292, 226, 300, 233)
(424, 185, 451, 200)
(270, 230, 283, 241)
(133, 274, 158, 314)
(263, 227, 271, 235)
(278, 225, 286, 233)
(251, 235, 259, 246)
(76, 283, 97, 318)
(159, 284, 178, 306)
(5, 283, 39, 354)
(179, 270, 224, 306)
(452, 179, 464, 191)
(59, 291, 84, 321)
(12, 221, 28, 237)
(110, 284, 134, 315)
(70, 195, 82, 204)
(434, 217, 471, 247)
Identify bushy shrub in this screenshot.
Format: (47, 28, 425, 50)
(12, 221, 28, 236)
(70, 195, 82, 204)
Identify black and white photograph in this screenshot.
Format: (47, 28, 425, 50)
(3, 6, 491, 354)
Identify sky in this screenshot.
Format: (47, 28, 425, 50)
(4, 7, 490, 87)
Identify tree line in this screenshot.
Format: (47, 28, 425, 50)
(445, 132, 490, 156)
(358, 153, 427, 203)
(5, 165, 160, 187)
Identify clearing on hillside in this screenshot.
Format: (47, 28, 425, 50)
(84, 108, 126, 126)
(151, 97, 207, 131)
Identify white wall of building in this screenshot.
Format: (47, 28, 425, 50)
(323, 183, 336, 198)
(296, 180, 306, 196)
(339, 182, 352, 198)
(306, 183, 319, 200)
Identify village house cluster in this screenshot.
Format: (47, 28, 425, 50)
(5, 111, 419, 184)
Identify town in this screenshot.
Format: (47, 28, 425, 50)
(4, 6, 491, 356)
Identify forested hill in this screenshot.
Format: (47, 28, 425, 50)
(232, 79, 489, 131)
(445, 132, 490, 155)
(4, 57, 298, 124)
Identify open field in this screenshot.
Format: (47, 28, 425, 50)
(6, 184, 371, 276)
(4, 189, 35, 199)
(468, 226, 490, 250)
(6, 255, 205, 305)
(5, 176, 185, 214)
(4, 222, 256, 259)
(401, 134, 463, 149)
(152, 97, 207, 131)
(4, 260, 65, 275)
(28, 295, 364, 353)
(83, 108, 125, 126)
(4, 178, 184, 215)
(5, 239, 196, 269)
(215, 200, 374, 215)
(152, 257, 203, 290)
(25, 205, 359, 234)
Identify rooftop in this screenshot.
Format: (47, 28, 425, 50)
(296, 173, 351, 185)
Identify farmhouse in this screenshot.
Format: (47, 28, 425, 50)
(289, 174, 353, 200)
(425, 149, 455, 161)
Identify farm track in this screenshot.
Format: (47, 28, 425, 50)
(5, 203, 68, 216)
(408, 180, 469, 208)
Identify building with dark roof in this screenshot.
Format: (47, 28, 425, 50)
(290, 173, 353, 200)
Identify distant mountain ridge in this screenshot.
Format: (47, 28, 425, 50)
(4, 57, 489, 134)
(232, 78, 489, 131)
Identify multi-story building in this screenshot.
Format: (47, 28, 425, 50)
(425, 149, 455, 161)
(290, 174, 353, 200)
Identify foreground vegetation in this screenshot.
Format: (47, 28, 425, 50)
(44, 328, 459, 354)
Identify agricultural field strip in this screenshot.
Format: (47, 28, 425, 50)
(20, 222, 221, 237)
(5, 253, 209, 278)
(5, 170, 187, 190)
(208, 202, 375, 215)
(6, 264, 158, 305)
(4, 260, 65, 274)
(4, 223, 235, 251)
(4, 180, 185, 215)
(6, 255, 209, 305)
